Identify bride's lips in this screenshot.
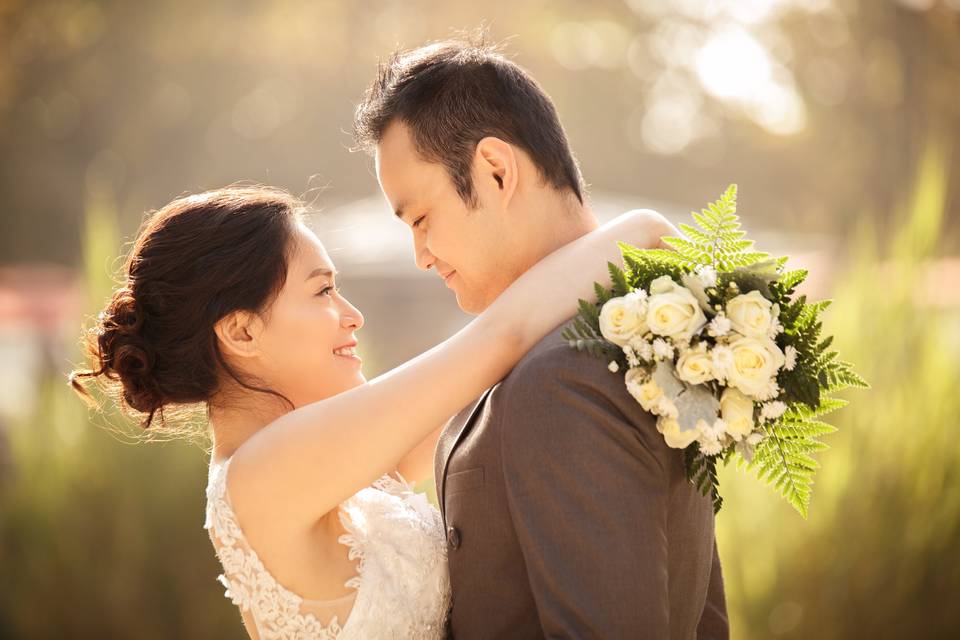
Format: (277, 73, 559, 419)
(333, 341, 361, 363)
(440, 270, 457, 287)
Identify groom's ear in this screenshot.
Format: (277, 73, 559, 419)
(474, 136, 518, 210)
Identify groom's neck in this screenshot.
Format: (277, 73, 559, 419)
(508, 190, 598, 286)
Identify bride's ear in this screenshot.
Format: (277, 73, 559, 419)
(474, 136, 518, 210)
(214, 310, 264, 360)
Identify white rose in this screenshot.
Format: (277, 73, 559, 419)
(656, 416, 699, 449)
(726, 335, 786, 399)
(625, 368, 663, 413)
(720, 387, 755, 440)
(726, 290, 775, 338)
(599, 294, 648, 346)
(676, 342, 714, 385)
(645, 276, 708, 341)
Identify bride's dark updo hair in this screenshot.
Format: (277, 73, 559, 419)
(71, 186, 304, 428)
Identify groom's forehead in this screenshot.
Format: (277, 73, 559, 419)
(376, 121, 414, 162)
(377, 132, 441, 198)
(374, 126, 413, 187)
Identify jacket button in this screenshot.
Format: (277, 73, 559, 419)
(446, 526, 462, 549)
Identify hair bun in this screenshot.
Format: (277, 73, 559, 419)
(106, 288, 143, 334)
(98, 288, 162, 417)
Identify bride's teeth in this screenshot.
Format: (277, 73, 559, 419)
(334, 346, 357, 357)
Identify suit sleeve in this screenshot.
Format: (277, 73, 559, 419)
(497, 346, 674, 639)
(697, 539, 729, 639)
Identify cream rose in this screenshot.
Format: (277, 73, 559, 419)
(720, 387, 755, 440)
(656, 416, 699, 449)
(599, 294, 648, 346)
(726, 335, 786, 399)
(726, 290, 775, 338)
(676, 343, 714, 384)
(645, 275, 707, 341)
(625, 368, 663, 413)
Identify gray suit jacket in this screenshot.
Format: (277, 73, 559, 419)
(435, 320, 729, 639)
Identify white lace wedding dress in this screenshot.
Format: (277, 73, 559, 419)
(204, 457, 451, 639)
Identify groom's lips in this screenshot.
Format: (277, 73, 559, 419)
(440, 270, 457, 287)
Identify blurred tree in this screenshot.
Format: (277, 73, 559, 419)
(1, 0, 957, 267)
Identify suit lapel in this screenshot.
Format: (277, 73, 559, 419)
(435, 387, 493, 521)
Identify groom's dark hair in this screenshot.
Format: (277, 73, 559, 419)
(354, 37, 584, 207)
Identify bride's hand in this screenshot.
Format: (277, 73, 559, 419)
(621, 208, 680, 251)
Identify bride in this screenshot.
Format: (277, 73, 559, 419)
(71, 185, 677, 639)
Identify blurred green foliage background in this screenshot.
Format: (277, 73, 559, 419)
(1, 0, 958, 638)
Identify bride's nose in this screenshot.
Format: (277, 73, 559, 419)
(339, 297, 364, 330)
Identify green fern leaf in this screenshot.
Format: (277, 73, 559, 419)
(577, 298, 601, 331)
(778, 269, 809, 295)
(594, 282, 613, 307)
(608, 262, 630, 297)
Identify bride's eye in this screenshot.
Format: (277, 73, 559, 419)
(316, 285, 338, 297)
(412, 215, 425, 229)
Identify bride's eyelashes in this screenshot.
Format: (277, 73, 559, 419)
(316, 284, 341, 297)
(412, 215, 426, 229)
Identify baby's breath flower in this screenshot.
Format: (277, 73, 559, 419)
(708, 313, 732, 338)
(760, 401, 788, 422)
(652, 338, 675, 361)
(784, 345, 798, 371)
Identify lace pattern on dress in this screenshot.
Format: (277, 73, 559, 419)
(205, 460, 450, 640)
(204, 458, 350, 640)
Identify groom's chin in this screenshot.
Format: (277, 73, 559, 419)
(454, 290, 491, 316)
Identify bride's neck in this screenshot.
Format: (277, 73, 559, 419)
(208, 391, 290, 462)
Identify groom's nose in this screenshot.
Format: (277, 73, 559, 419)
(414, 238, 436, 271)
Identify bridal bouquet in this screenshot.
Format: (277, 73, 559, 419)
(563, 185, 868, 517)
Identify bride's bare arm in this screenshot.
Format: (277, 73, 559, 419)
(229, 209, 679, 523)
(395, 425, 444, 484)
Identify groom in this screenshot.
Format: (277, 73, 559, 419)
(356, 39, 728, 639)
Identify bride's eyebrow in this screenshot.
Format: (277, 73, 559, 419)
(305, 268, 337, 282)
